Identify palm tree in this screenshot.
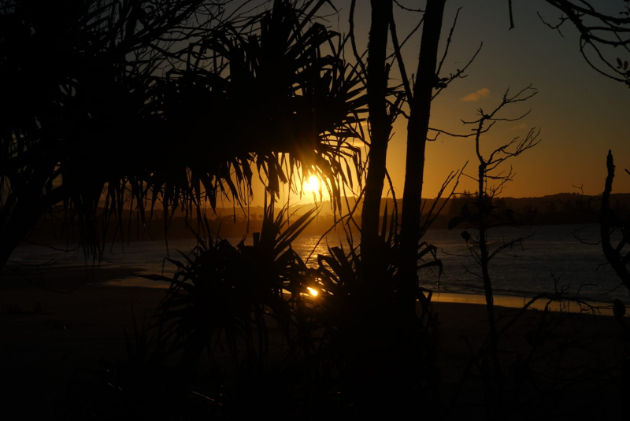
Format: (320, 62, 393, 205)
(0, 0, 367, 274)
(160, 0, 367, 207)
(0, 0, 219, 272)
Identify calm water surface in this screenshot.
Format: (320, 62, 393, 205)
(7, 224, 629, 304)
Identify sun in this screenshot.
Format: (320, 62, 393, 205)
(304, 175, 320, 193)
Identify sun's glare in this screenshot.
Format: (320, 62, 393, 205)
(304, 175, 320, 193)
(307, 287, 319, 297)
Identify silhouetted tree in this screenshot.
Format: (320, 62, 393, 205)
(0, 0, 221, 273)
(0, 0, 367, 274)
(357, 0, 475, 313)
(448, 85, 540, 410)
(398, 0, 446, 314)
(530, 0, 630, 87)
(169, 0, 367, 208)
(360, 0, 394, 286)
(600, 151, 630, 293)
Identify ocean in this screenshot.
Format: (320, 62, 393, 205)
(5, 224, 629, 305)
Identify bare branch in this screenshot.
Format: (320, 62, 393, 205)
(432, 41, 483, 100)
(389, 11, 414, 104)
(393, 0, 424, 13)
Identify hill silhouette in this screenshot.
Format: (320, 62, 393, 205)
(21, 192, 630, 242)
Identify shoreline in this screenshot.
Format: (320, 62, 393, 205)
(431, 291, 616, 316)
(94, 283, 621, 316)
(2, 273, 616, 315)
(89, 281, 619, 316)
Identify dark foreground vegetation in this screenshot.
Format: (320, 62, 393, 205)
(2, 0, 630, 419)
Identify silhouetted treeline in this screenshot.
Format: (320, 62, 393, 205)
(447, 191, 630, 223)
(21, 192, 630, 243)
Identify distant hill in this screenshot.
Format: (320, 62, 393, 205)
(23, 192, 630, 242)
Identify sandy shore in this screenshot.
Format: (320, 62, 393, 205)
(0, 285, 166, 419)
(1, 283, 626, 420)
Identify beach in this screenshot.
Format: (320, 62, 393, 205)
(1, 279, 626, 420)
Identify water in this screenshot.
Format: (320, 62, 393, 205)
(420, 224, 628, 304)
(5, 224, 629, 304)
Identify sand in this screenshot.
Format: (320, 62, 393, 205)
(1, 282, 627, 420)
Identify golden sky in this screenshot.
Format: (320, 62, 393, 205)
(243, 0, 630, 207)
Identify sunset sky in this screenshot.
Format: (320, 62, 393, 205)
(246, 0, 630, 207)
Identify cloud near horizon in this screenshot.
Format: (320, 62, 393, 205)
(461, 88, 490, 102)
(511, 123, 527, 131)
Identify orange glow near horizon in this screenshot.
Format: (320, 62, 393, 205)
(303, 175, 320, 193)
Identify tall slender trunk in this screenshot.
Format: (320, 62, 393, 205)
(361, 0, 392, 285)
(399, 0, 446, 310)
(601, 151, 630, 293)
(477, 163, 504, 404)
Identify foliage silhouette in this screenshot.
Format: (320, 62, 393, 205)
(128, 193, 444, 417)
(0, 0, 224, 272)
(162, 0, 368, 209)
(448, 85, 540, 412)
(0, 0, 367, 275)
(535, 0, 630, 87)
(7, 1, 630, 419)
(357, 0, 479, 319)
